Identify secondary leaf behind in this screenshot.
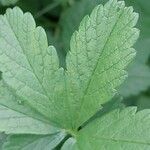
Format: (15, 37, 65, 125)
(77, 107, 150, 150)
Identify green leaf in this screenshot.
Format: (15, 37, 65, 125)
(0, 80, 54, 124)
(0, 104, 60, 134)
(65, 0, 139, 129)
(0, 0, 139, 131)
(0, 7, 63, 127)
(77, 107, 150, 149)
(0, 80, 60, 134)
(2, 132, 66, 150)
(0, 0, 18, 6)
(61, 0, 150, 98)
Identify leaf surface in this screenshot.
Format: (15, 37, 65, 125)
(65, 0, 139, 129)
(61, 0, 150, 98)
(0, 105, 59, 134)
(77, 107, 150, 150)
(2, 132, 66, 150)
(0, 7, 63, 127)
(0, 80, 53, 124)
(0, 0, 139, 131)
(0, 80, 60, 134)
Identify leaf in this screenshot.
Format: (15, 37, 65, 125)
(77, 107, 150, 150)
(0, 7, 63, 127)
(61, 97, 125, 150)
(0, 80, 54, 124)
(65, 0, 139, 129)
(2, 132, 66, 150)
(0, 0, 139, 131)
(0, 80, 60, 134)
(0, 104, 61, 134)
(61, 0, 150, 98)
(0, 0, 18, 6)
